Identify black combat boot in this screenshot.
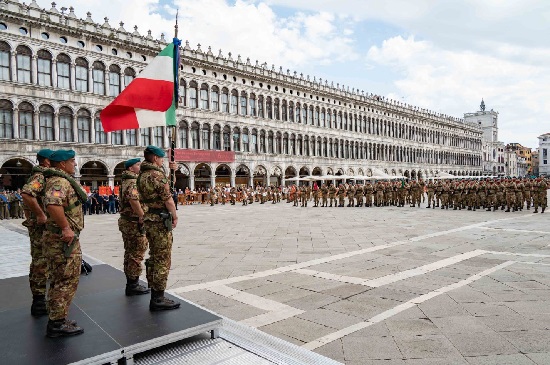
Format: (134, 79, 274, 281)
(150, 290, 180, 311)
(31, 295, 48, 316)
(534, 208, 538, 213)
(542, 207, 546, 213)
(126, 277, 150, 296)
(46, 319, 84, 338)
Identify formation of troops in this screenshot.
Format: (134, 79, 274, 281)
(0, 189, 25, 219)
(206, 177, 548, 213)
(18, 146, 180, 339)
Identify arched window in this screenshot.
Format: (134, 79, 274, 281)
(18, 101, 34, 139)
(223, 125, 231, 151)
(154, 126, 164, 147)
(296, 135, 302, 155)
(201, 124, 210, 149)
(75, 58, 88, 92)
(266, 97, 272, 119)
(37, 50, 52, 86)
(304, 136, 310, 156)
(295, 102, 301, 123)
(343, 113, 348, 130)
(311, 137, 316, 157)
(289, 134, 296, 155)
(179, 121, 188, 148)
(242, 127, 249, 152)
(233, 127, 241, 152)
(240, 91, 247, 116)
(258, 95, 264, 117)
(317, 138, 322, 156)
(251, 129, 258, 153)
(230, 89, 238, 114)
(249, 93, 256, 116)
(140, 128, 150, 146)
(39, 105, 54, 141)
(289, 102, 294, 122)
(189, 81, 198, 108)
(124, 67, 136, 88)
(59, 106, 73, 142)
(200, 83, 209, 109)
(191, 122, 199, 149)
(323, 138, 328, 157)
(314, 107, 319, 126)
(281, 100, 287, 121)
(273, 98, 280, 120)
(221, 87, 229, 112)
(56, 53, 71, 89)
(211, 86, 219, 111)
(308, 105, 314, 126)
(260, 130, 266, 153)
(0, 41, 10, 81)
(0, 99, 13, 138)
(337, 112, 342, 129)
(16, 45, 32, 83)
(271, 132, 277, 154)
(94, 111, 106, 144)
(125, 129, 137, 146)
(92, 61, 105, 94)
(77, 109, 91, 143)
(326, 109, 331, 128)
(302, 104, 307, 124)
(213, 124, 221, 150)
(109, 64, 121, 96)
(320, 108, 325, 127)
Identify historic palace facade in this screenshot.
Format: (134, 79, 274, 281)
(0, 1, 483, 191)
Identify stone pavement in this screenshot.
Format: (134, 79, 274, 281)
(5, 201, 550, 364)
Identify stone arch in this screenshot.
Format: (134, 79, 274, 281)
(0, 157, 34, 190)
(80, 160, 109, 190)
(348, 167, 354, 176)
(366, 168, 372, 177)
(215, 163, 232, 186)
(312, 167, 323, 176)
(175, 163, 191, 190)
(235, 164, 250, 186)
(404, 170, 410, 178)
(299, 166, 310, 177)
(285, 166, 297, 179)
(113, 161, 126, 186)
(269, 165, 282, 187)
(326, 167, 334, 175)
(194, 163, 212, 190)
(358, 168, 364, 176)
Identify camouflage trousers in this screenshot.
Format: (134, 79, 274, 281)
(119, 218, 148, 280)
(144, 221, 173, 291)
(427, 191, 434, 206)
(43, 231, 81, 321)
(27, 224, 48, 296)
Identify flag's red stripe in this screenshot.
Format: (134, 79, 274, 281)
(100, 78, 173, 132)
(100, 105, 139, 132)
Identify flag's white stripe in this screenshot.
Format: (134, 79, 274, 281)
(136, 55, 173, 82)
(135, 108, 167, 128)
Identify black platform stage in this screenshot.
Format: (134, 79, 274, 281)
(0, 264, 222, 365)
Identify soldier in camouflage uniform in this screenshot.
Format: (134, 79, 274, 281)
(137, 146, 180, 311)
(328, 183, 337, 207)
(337, 184, 346, 207)
(43, 149, 87, 337)
(320, 183, 328, 207)
(21, 149, 54, 317)
(118, 158, 150, 296)
(533, 177, 547, 213)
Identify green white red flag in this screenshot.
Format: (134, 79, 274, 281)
(100, 42, 179, 132)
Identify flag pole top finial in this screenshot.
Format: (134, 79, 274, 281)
(174, 9, 179, 39)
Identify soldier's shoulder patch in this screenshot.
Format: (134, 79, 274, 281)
(161, 178, 168, 184)
(31, 181, 42, 190)
(53, 184, 62, 191)
(131, 188, 139, 195)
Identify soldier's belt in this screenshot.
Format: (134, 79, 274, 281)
(148, 208, 168, 215)
(120, 215, 140, 222)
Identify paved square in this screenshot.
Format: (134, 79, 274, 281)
(4, 202, 550, 364)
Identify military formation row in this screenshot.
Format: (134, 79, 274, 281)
(0, 190, 25, 219)
(205, 178, 549, 212)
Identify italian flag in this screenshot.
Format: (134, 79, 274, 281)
(100, 42, 179, 132)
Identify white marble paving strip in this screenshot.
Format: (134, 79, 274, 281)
(484, 250, 550, 258)
(302, 261, 515, 350)
(240, 307, 305, 328)
(208, 285, 291, 312)
(293, 250, 487, 288)
(478, 226, 550, 235)
(171, 217, 516, 294)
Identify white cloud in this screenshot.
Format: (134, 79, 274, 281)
(366, 36, 550, 147)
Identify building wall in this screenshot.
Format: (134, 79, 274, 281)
(464, 109, 505, 176)
(539, 134, 550, 176)
(0, 1, 483, 190)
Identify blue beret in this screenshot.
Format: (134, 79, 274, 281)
(144, 145, 165, 157)
(49, 149, 76, 162)
(36, 148, 55, 159)
(124, 158, 141, 169)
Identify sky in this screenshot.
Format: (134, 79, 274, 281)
(35, 0, 550, 148)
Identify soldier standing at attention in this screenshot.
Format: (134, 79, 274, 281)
(43, 149, 87, 337)
(21, 149, 54, 316)
(137, 146, 180, 311)
(119, 158, 150, 296)
(328, 183, 337, 207)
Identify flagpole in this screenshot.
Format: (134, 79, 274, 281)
(170, 10, 180, 194)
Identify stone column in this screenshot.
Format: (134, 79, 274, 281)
(52, 60, 58, 88)
(33, 112, 39, 140)
(107, 132, 112, 145)
(90, 115, 96, 143)
(88, 67, 93, 93)
(121, 130, 127, 146)
(10, 51, 16, 81)
(31, 55, 37, 84)
(189, 175, 195, 191)
(210, 174, 216, 188)
(230, 171, 236, 187)
(120, 72, 125, 90)
(104, 70, 110, 96)
(54, 112, 60, 141)
(13, 108, 19, 139)
(107, 175, 115, 188)
(209, 126, 213, 150)
(70, 63, 76, 90)
(72, 114, 78, 142)
(248, 174, 253, 188)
